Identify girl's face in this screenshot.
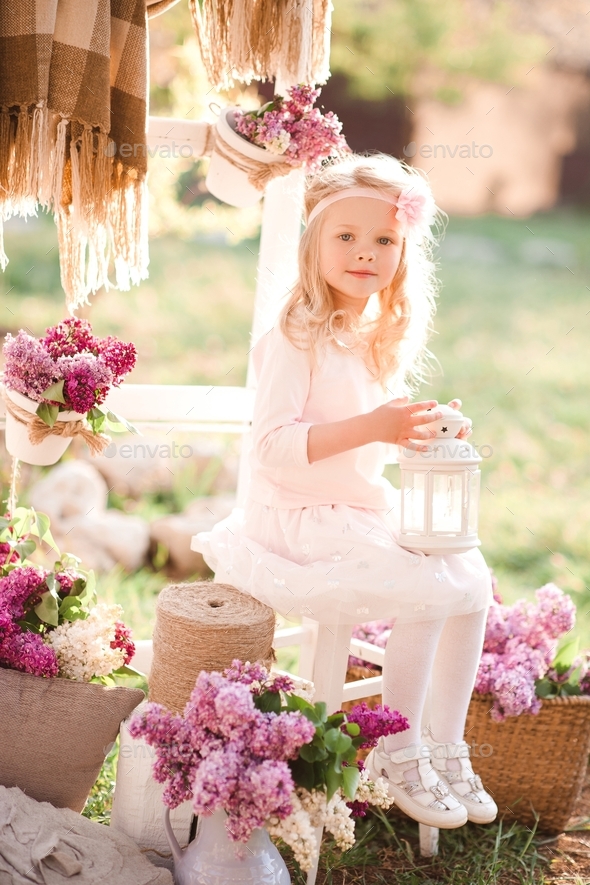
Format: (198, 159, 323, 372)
(318, 196, 405, 314)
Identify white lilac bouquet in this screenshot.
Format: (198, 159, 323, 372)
(0, 507, 137, 684)
(130, 660, 407, 872)
(234, 84, 350, 173)
(2, 317, 136, 434)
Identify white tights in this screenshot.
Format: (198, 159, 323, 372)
(381, 609, 487, 753)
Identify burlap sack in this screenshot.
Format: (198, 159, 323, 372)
(0, 669, 144, 812)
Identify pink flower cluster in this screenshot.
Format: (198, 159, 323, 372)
(343, 701, 409, 749)
(0, 566, 59, 677)
(129, 669, 316, 843)
(110, 621, 135, 666)
(3, 318, 136, 413)
(474, 583, 576, 720)
(234, 84, 349, 173)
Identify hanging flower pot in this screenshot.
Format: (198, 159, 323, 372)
(4, 387, 85, 466)
(205, 86, 349, 208)
(205, 107, 294, 208)
(1, 317, 138, 467)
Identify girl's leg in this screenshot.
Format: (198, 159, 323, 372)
(381, 616, 446, 752)
(427, 608, 488, 744)
(424, 607, 497, 824)
(367, 615, 469, 828)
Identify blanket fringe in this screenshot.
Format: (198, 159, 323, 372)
(0, 103, 148, 312)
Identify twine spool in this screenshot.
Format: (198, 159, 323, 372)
(149, 581, 276, 713)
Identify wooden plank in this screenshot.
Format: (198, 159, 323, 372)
(342, 675, 383, 703)
(103, 384, 254, 426)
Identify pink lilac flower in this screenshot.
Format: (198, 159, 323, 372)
(130, 668, 315, 842)
(55, 570, 76, 594)
(0, 630, 59, 677)
(344, 702, 409, 749)
(0, 566, 47, 620)
(57, 353, 112, 413)
(2, 331, 60, 402)
(234, 84, 349, 173)
(100, 337, 137, 386)
(42, 317, 97, 359)
(0, 542, 19, 568)
(110, 621, 135, 666)
(474, 583, 578, 720)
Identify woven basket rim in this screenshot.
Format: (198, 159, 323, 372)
(473, 691, 590, 708)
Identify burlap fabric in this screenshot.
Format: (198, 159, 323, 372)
(0, 0, 178, 311)
(0, 668, 144, 812)
(149, 581, 276, 714)
(0, 785, 172, 884)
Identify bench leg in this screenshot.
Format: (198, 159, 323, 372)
(419, 823, 439, 857)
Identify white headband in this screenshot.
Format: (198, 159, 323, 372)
(306, 183, 437, 238)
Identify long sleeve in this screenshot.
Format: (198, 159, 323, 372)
(251, 327, 313, 470)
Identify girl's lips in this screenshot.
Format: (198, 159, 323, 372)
(347, 271, 377, 277)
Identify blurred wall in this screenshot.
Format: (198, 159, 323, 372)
(406, 68, 590, 216)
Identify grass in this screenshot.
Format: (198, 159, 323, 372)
(4, 208, 590, 882)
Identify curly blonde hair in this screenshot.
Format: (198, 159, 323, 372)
(279, 152, 443, 394)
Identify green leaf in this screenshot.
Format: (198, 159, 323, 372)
(300, 744, 323, 763)
(14, 539, 36, 560)
(341, 764, 361, 800)
(552, 637, 580, 671)
(41, 380, 66, 404)
(326, 766, 342, 801)
(313, 702, 328, 723)
(323, 729, 352, 754)
(345, 721, 361, 736)
(255, 691, 282, 714)
(289, 757, 316, 792)
(34, 590, 60, 627)
(36, 402, 59, 427)
(105, 410, 140, 435)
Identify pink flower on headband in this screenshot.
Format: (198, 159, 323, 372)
(395, 185, 436, 233)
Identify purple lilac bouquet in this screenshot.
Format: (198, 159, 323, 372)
(234, 84, 350, 173)
(0, 506, 138, 685)
(2, 317, 136, 433)
(130, 660, 407, 866)
(473, 583, 587, 720)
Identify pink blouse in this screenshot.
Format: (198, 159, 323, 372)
(248, 325, 398, 511)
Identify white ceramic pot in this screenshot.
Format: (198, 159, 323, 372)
(4, 388, 84, 466)
(163, 806, 291, 885)
(205, 107, 290, 208)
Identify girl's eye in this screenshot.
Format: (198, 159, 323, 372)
(378, 237, 392, 245)
(339, 233, 352, 241)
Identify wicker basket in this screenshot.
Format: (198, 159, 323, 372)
(465, 694, 590, 833)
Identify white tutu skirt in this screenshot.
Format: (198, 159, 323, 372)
(193, 494, 493, 625)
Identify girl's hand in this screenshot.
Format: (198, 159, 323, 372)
(371, 397, 442, 451)
(448, 398, 472, 440)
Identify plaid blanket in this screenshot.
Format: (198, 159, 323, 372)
(0, 0, 178, 311)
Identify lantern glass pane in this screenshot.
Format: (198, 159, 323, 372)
(431, 473, 463, 533)
(467, 470, 480, 533)
(403, 471, 425, 532)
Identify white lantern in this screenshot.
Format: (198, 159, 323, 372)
(397, 405, 482, 555)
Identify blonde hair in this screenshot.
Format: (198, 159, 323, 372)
(279, 152, 443, 394)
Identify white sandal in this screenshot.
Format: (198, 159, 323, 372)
(425, 738, 498, 824)
(365, 740, 468, 829)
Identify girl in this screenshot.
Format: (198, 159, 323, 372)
(194, 153, 496, 829)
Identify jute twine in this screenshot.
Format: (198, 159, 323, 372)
(207, 123, 294, 191)
(3, 393, 111, 456)
(149, 581, 276, 714)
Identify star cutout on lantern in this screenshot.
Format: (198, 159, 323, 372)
(441, 426, 448, 433)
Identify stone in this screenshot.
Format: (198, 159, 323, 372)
(28, 460, 108, 523)
(150, 494, 235, 577)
